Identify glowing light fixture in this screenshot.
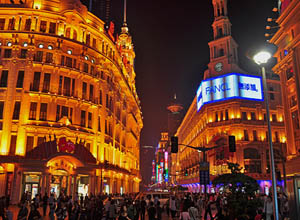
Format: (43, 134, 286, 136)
(7, 42, 12, 46)
(38, 43, 44, 48)
(23, 42, 28, 47)
(67, 49, 72, 55)
(84, 55, 89, 60)
(91, 59, 95, 64)
(48, 45, 53, 50)
(253, 51, 271, 65)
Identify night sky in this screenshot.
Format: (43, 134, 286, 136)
(81, 0, 278, 186)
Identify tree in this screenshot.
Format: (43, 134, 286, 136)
(212, 163, 263, 219)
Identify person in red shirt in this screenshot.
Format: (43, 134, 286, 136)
(255, 209, 263, 220)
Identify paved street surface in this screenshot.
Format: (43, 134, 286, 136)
(7, 205, 216, 220)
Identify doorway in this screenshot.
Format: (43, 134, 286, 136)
(50, 169, 69, 197)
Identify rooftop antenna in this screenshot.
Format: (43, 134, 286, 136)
(121, 0, 129, 33)
(89, 0, 92, 12)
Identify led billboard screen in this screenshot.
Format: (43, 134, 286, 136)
(196, 73, 263, 111)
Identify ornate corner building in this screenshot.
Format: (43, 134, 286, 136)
(0, 0, 143, 203)
(270, 0, 300, 218)
(172, 0, 287, 193)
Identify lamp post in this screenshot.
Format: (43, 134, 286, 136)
(253, 51, 279, 220)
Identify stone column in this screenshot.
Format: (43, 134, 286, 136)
(46, 174, 50, 196)
(67, 175, 72, 196)
(40, 173, 46, 196)
(72, 175, 78, 199)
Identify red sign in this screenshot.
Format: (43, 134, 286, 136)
(58, 137, 75, 153)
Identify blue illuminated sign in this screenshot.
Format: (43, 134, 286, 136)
(197, 73, 263, 111)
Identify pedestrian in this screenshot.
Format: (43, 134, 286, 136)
(263, 196, 273, 220)
(170, 196, 177, 220)
(147, 201, 156, 220)
(28, 204, 41, 220)
(42, 193, 48, 216)
(254, 209, 263, 220)
(197, 196, 203, 219)
(180, 206, 190, 220)
(0, 197, 5, 220)
(5, 207, 13, 220)
(108, 200, 118, 220)
(127, 200, 136, 220)
(204, 196, 214, 220)
(140, 197, 146, 220)
(17, 202, 28, 220)
(105, 197, 112, 220)
(188, 202, 199, 220)
(156, 201, 163, 220)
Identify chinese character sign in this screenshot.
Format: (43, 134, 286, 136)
(197, 73, 263, 111)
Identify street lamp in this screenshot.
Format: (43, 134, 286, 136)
(253, 50, 279, 220)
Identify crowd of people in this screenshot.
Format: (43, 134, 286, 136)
(0, 191, 290, 220)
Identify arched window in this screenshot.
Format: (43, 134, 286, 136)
(244, 148, 260, 159)
(65, 27, 71, 38)
(73, 30, 77, 41)
(219, 48, 224, 57)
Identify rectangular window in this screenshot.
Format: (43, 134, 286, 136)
(26, 136, 34, 152)
(83, 63, 89, 73)
(34, 51, 43, 62)
(8, 18, 15, 30)
(242, 112, 247, 120)
(20, 49, 27, 58)
(292, 110, 299, 129)
(89, 84, 94, 101)
(244, 130, 249, 141)
(4, 49, 12, 58)
(9, 135, 17, 155)
(88, 112, 92, 128)
(37, 137, 44, 146)
(16, 70, 24, 88)
(45, 52, 53, 63)
(49, 22, 56, 34)
(42, 73, 51, 92)
(105, 120, 108, 134)
(66, 57, 72, 68)
(29, 102, 37, 120)
(251, 112, 256, 120)
(81, 110, 86, 127)
(71, 78, 75, 96)
(225, 110, 229, 120)
(0, 102, 4, 119)
(91, 66, 94, 75)
(82, 82, 87, 100)
(61, 55, 65, 66)
(106, 94, 109, 108)
(0, 18, 5, 30)
(58, 76, 63, 95)
(275, 131, 279, 142)
(56, 104, 60, 121)
(63, 77, 71, 96)
(32, 72, 41, 91)
(272, 114, 277, 122)
(24, 18, 31, 31)
(264, 113, 266, 121)
(39, 103, 47, 121)
(86, 34, 90, 46)
(0, 70, 8, 87)
(99, 90, 102, 105)
(69, 108, 73, 122)
(253, 130, 258, 141)
(98, 116, 101, 132)
(40, 20, 47, 33)
(61, 106, 68, 117)
(93, 38, 96, 48)
(86, 143, 91, 151)
(13, 101, 21, 120)
(73, 59, 77, 69)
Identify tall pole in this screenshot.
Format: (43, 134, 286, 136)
(262, 66, 279, 220)
(89, 0, 93, 12)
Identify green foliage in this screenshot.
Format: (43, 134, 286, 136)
(212, 163, 263, 219)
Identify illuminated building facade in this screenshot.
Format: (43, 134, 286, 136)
(154, 132, 169, 185)
(270, 0, 300, 217)
(173, 0, 286, 193)
(0, 0, 143, 203)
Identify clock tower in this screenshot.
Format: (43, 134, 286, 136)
(204, 0, 244, 79)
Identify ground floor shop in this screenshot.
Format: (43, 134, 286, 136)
(0, 140, 140, 204)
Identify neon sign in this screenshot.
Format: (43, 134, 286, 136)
(197, 73, 263, 111)
(164, 151, 168, 182)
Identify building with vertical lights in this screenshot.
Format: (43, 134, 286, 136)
(0, 0, 143, 203)
(270, 0, 300, 218)
(173, 0, 286, 194)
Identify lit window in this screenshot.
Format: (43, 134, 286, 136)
(84, 55, 89, 60)
(23, 42, 28, 47)
(7, 42, 12, 47)
(38, 44, 44, 48)
(67, 49, 72, 55)
(48, 45, 53, 50)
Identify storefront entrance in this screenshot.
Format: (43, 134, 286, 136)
(23, 173, 41, 200)
(50, 169, 69, 197)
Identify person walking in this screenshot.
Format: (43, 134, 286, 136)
(28, 204, 42, 220)
(180, 206, 190, 220)
(108, 200, 117, 220)
(140, 197, 147, 220)
(147, 202, 156, 220)
(42, 193, 49, 216)
(170, 196, 177, 220)
(156, 201, 163, 220)
(17, 202, 28, 220)
(188, 202, 199, 220)
(264, 196, 273, 220)
(204, 196, 214, 220)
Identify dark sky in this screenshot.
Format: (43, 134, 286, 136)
(82, 0, 278, 185)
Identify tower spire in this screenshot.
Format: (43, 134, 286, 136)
(121, 0, 129, 33)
